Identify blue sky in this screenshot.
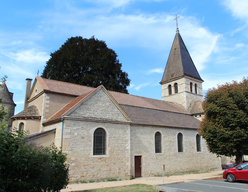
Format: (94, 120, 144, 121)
(1, 0, 248, 114)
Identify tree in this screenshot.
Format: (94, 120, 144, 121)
(0, 128, 69, 192)
(42, 36, 130, 93)
(199, 78, 248, 165)
(0, 81, 69, 191)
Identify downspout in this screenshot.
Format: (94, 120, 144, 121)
(60, 117, 64, 152)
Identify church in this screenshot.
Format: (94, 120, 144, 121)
(11, 29, 220, 182)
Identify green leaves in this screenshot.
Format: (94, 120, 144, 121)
(42, 36, 130, 93)
(0, 129, 69, 192)
(200, 78, 248, 163)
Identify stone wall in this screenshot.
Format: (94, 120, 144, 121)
(70, 89, 127, 122)
(162, 77, 203, 110)
(63, 120, 131, 182)
(130, 125, 220, 177)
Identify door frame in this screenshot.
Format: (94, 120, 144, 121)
(134, 156, 142, 178)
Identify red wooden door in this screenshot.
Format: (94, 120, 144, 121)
(135, 156, 142, 178)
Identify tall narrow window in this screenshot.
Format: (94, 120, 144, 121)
(168, 85, 172, 95)
(19, 122, 24, 132)
(190, 82, 193, 93)
(93, 128, 106, 155)
(195, 84, 197, 94)
(155, 132, 162, 153)
(174, 83, 178, 93)
(177, 133, 183, 152)
(196, 134, 201, 152)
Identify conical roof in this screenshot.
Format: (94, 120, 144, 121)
(160, 30, 203, 84)
(0, 83, 16, 106)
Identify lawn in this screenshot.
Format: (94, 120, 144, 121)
(78, 184, 158, 192)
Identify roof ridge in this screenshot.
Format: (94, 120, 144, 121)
(41, 77, 94, 89)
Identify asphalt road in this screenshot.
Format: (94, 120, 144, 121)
(157, 179, 248, 192)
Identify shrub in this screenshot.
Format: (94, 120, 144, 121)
(0, 128, 69, 192)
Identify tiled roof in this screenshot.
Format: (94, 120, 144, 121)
(37, 77, 190, 115)
(189, 100, 204, 114)
(37, 77, 94, 96)
(121, 105, 200, 129)
(12, 105, 40, 118)
(34, 77, 199, 128)
(110, 91, 190, 114)
(160, 32, 203, 84)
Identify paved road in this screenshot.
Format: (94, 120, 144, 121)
(157, 179, 248, 192)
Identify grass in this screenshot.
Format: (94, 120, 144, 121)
(76, 184, 157, 192)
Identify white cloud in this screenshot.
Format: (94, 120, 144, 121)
(179, 19, 220, 71)
(128, 84, 135, 88)
(223, 0, 248, 21)
(88, 0, 166, 8)
(235, 43, 245, 48)
(3, 49, 49, 63)
(3, 65, 34, 79)
(134, 83, 150, 90)
(146, 68, 164, 74)
(203, 74, 247, 92)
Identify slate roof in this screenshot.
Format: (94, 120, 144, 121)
(12, 105, 40, 119)
(188, 100, 204, 115)
(160, 31, 203, 84)
(34, 77, 200, 129)
(121, 105, 200, 129)
(0, 83, 16, 106)
(37, 77, 94, 96)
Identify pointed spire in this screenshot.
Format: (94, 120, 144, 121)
(0, 83, 16, 106)
(160, 31, 203, 84)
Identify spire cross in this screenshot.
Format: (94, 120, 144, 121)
(174, 15, 180, 31)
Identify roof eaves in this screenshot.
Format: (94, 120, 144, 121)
(26, 128, 56, 140)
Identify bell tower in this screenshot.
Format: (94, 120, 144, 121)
(160, 27, 204, 115)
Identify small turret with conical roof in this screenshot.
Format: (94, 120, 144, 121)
(0, 82, 16, 131)
(160, 26, 204, 116)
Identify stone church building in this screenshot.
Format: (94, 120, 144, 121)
(11, 30, 220, 181)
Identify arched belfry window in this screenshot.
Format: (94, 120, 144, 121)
(177, 133, 183, 152)
(174, 83, 178, 93)
(190, 82, 193, 93)
(195, 84, 197, 94)
(19, 122, 24, 132)
(155, 132, 162, 153)
(93, 128, 106, 155)
(196, 134, 201, 152)
(168, 85, 172, 95)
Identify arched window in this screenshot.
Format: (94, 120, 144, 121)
(177, 133, 183, 152)
(196, 134, 201, 152)
(190, 82, 193, 93)
(155, 132, 162, 153)
(195, 84, 197, 94)
(19, 122, 24, 132)
(168, 85, 172, 95)
(93, 128, 106, 155)
(174, 83, 178, 93)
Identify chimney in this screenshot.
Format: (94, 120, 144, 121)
(24, 78, 32, 110)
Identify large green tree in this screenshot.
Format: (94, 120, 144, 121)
(200, 78, 248, 165)
(42, 36, 130, 93)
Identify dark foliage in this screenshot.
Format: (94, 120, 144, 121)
(200, 78, 248, 165)
(42, 36, 130, 93)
